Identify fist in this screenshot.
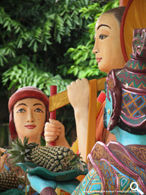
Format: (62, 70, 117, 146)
(44, 119, 65, 146)
(67, 78, 89, 109)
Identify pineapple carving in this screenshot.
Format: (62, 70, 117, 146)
(8, 137, 87, 172)
(0, 170, 24, 192)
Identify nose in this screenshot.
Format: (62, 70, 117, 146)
(92, 47, 98, 54)
(92, 38, 99, 54)
(27, 109, 34, 122)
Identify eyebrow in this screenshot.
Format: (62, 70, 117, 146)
(97, 24, 111, 30)
(33, 103, 44, 107)
(16, 103, 43, 107)
(16, 103, 27, 107)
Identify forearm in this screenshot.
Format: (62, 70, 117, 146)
(67, 78, 89, 161)
(74, 107, 89, 161)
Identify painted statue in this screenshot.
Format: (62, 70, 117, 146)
(72, 27, 146, 195)
(26, 5, 133, 195)
(19, 1, 146, 194)
(2, 0, 145, 194)
(69, 0, 146, 194)
(67, 6, 126, 161)
(8, 86, 69, 147)
(0, 86, 69, 194)
(12, 6, 126, 194)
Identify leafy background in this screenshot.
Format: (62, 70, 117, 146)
(0, 0, 119, 146)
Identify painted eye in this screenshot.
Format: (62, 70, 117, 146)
(35, 108, 43, 113)
(17, 108, 25, 113)
(99, 34, 108, 40)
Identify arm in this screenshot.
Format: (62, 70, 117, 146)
(67, 78, 89, 161)
(44, 119, 70, 148)
(0, 148, 7, 172)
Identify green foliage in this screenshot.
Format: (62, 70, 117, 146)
(0, 0, 91, 95)
(0, 0, 119, 93)
(66, 0, 119, 79)
(0, 0, 119, 144)
(2, 63, 70, 95)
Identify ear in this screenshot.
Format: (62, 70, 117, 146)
(9, 111, 17, 140)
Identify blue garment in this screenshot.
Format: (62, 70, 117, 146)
(104, 91, 146, 145)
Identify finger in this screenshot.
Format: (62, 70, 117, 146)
(45, 134, 58, 139)
(49, 119, 63, 127)
(76, 78, 88, 86)
(44, 130, 60, 137)
(45, 120, 61, 128)
(76, 79, 81, 84)
(45, 123, 59, 130)
(44, 126, 61, 134)
(45, 123, 61, 131)
(70, 81, 76, 86)
(45, 127, 61, 132)
(45, 136, 58, 142)
(44, 125, 62, 133)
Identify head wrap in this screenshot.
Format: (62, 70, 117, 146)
(8, 86, 49, 139)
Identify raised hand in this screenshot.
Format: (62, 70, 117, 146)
(67, 78, 90, 161)
(67, 78, 89, 110)
(44, 119, 69, 147)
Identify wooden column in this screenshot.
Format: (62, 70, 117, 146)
(119, 0, 129, 6)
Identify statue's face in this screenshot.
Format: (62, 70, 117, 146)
(93, 13, 125, 73)
(13, 98, 46, 144)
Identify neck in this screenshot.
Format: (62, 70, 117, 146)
(19, 135, 41, 145)
(111, 127, 146, 145)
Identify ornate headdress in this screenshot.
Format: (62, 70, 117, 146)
(107, 28, 146, 134)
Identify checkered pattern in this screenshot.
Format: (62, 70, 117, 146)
(122, 90, 146, 117)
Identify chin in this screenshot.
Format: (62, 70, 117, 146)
(98, 63, 109, 73)
(22, 133, 35, 140)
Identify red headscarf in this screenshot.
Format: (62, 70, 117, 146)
(8, 86, 49, 140)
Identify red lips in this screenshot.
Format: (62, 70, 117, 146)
(25, 125, 36, 129)
(96, 58, 102, 63)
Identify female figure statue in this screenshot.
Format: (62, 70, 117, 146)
(72, 27, 146, 195)
(0, 86, 69, 194)
(70, 0, 146, 192)
(8, 86, 69, 147)
(67, 6, 126, 161)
